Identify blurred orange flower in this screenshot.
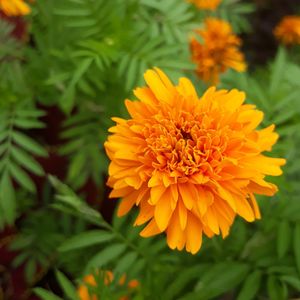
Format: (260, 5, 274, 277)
(274, 15, 300, 46)
(190, 18, 247, 84)
(0, 0, 31, 16)
(105, 68, 285, 254)
(78, 271, 139, 300)
(188, 0, 221, 10)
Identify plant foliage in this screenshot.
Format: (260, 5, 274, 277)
(1, 0, 300, 299)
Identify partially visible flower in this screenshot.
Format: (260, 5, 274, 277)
(105, 68, 285, 254)
(190, 18, 247, 84)
(188, 0, 221, 10)
(78, 271, 139, 300)
(0, 0, 31, 17)
(274, 15, 300, 46)
(0, 12, 27, 40)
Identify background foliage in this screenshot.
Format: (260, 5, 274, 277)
(1, 0, 300, 299)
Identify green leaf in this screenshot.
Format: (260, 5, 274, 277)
(34, 288, 63, 300)
(0, 172, 16, 224)
(25, 259, 37, 283)
(267, 276, 287, 300)
(237, 270, 262, 300)
(270, 47, 286, 95)
(192, 262, 250, 299)
(85, 243, 127, 272)
(277, 220, 291, 258)
(164, 265, 203, 300)
(11, 147, 44, 176)
(8, 160, 36, 192)
(59, 230, 114, 252)
(15, 109, 46, 118)
(14, 118, 45, 129)
(281, 275, 300, 291)
(114, 251, 138, 275)
(61, 58, 93, 113)
(294, 223, 300, 274)
(55, 270, 79, 300)
(0, 130, 8, 143)
(12, 131, 47, 157)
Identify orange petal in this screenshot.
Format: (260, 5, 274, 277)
(144, 69, 174, 105)
(140, 219, 161, 237)
(203, 207, 220, 235)
(178, 183, 197, 210)
(233, 194, 255, 222)
(117, 194, 137, 217)
(134, 200, 154, 226)
(150, 185, 166, 205)
(186, 213, 203, 254)
(154, 188, 174, 231)
(166, 207, 186, 251)
(249, 193, 261, 219)
(178, 200, 187, 230)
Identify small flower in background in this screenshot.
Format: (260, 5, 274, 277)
(274, 15, 300, 46)
(78, 271, 139, 300)
(188, 0, 221, 11)
(190, 18, 247, 85)
(105, 68, 285, 254)
(0, 0, 31, 17)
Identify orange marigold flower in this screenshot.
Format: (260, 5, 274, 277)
(188, 0, 221, 10)
(0, 0, 31, 16)
(105, 68, 286, 254)
(190, 18, 247, 85)
(274, 15, 300, 46)
(78, 271, 139, 300)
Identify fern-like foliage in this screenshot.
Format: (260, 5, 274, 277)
(39, 176, 171, 299)
(0, 102, 47, 226)
(59, 109, 108, 189)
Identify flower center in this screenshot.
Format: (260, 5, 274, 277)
(142, 111, 228, 178)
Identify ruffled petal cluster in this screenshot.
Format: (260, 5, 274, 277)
(105, 68, 285, 254)
(0, 0, 31, 16)
(190, 18, 247, 84)
(274, 15, 300, 46)
(188, 0, 221, 10)
(78, 271, 139, 300)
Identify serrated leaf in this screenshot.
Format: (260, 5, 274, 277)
(12, 131, 47, 157)
(85, 244, 127, 272)
(55, 270, 79, 300)
(25, 259, 37, 283)
(294, 223, 300, 274)
(59, 230, 114, 252)
(164, 265, 203, 300)
(193, 262, 250, 299)
(8, 160, 36, 192)
(15, 109, 46, 118)
(0, 130, 8, 143)
(34, 288, 63, 300)
(277, 220, 291, 258)
(270, 47, 286, 95)
(237, 270, 262, 300)
(267, 276, 287, 300)
(281, 275, 300, 291)
(0, 172, 16, 224)
(14, 118, 45, 129)
(114, 252, 138, 275)
(11, 147, 44, 176)
(12, 252, 29, 268)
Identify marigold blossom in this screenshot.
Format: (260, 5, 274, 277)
(78, 271, 139, 300)
(274, 15, 300, 46)
(0, 0, 31, 16)
(188, 0, 221, 10)
(190, 18, 247, 84)
(105, 68, 285, 254)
